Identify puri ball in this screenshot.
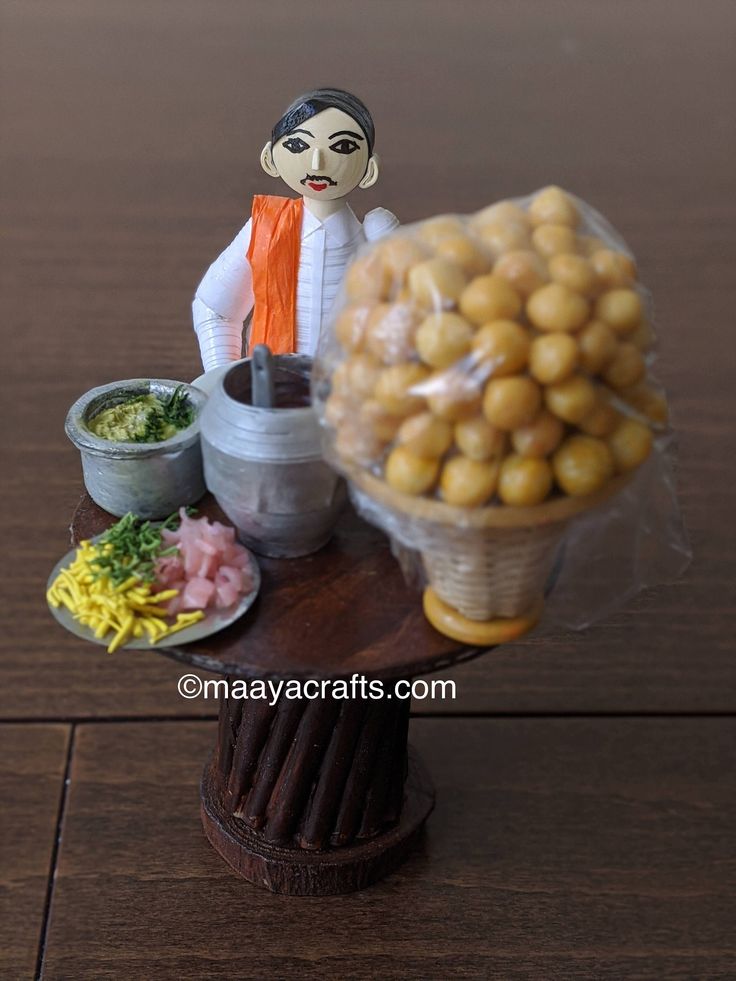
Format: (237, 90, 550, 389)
(532, 224, 578, 259)
(544, 374, 597, 424)
(345, 254, 390, 302)
(595, 289, 644, 334)
(578, 235, 608, 258)
(579, 235, 607, 257)
(620, 383, 669, 424)
(434, 235, 491, 277)
(454, 416, 506, 461)
(471, 319, 531, 376)
(510, 410, 565, 458)
(476, 221, 531, 257)
(602, 343, 646, 389)
(415, 312, 474, 368)
(377, 237, 431, 285)
(440, 456, 500, 507)
(529, 186, 580, 228)
(473, 201, 530, 229)
(385, 446, 440, 496)
(426, 371, 483, 421)
(578, 399, 621, 437)
(365, 303, 421, 364)
(373, 363, 430, 416)
(577, 320, 618, 375)
(493, 250, 548, 296)
(324, 392, 352, 428)
(359, 400, 403, 442)
(408, 258, 467, 309)
(590, 249, 637, 288)
(459, 274, 522, 325)
(335, 421, 384, 466)
(529, 332, 579, 384)
(332, 353, 382, 400)
(607, 418, 653, 472)
(552, 435, 614, 496)
(483, 376, 542, 430)
(526, 283, 590, 332)
(416, 215, 466, 247)
(629, 320, 656, 352)
(397, 412, 453, 458)
(548, 253, 598, 295)
(498, 454, 554, 506)
(335, 304, 372, 353)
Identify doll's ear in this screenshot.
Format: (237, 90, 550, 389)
(260, 142, 280, 178)
(358, 154, 380, 189)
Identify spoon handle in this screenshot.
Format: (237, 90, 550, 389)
(251, 344, 275, 409)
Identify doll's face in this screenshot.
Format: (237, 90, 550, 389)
(265, 107, 375, 201)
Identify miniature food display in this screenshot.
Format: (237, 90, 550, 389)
(320, 186, 664, 509)
(47, 510, 256, 652)
(315, 186, 672, 643)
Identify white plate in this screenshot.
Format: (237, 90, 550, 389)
(46, 534, 261, 650)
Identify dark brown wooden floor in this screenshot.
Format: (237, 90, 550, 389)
(1, 0, 734, 977)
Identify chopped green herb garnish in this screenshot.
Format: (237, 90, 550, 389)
(90, 509, 195, 584)
(162, 385, 195, 431)
(89, 386, 195, 443)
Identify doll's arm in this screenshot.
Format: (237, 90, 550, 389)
(192, 220, 254, 371)
(363, 207, 400, 242)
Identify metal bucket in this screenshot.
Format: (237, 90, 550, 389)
(65, 379, 207, 519)
(200, 355, 345, 558)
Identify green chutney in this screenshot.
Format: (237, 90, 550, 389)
(89, 388, 194, 443)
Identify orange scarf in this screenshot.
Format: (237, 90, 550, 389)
(246, 194, 303, 355)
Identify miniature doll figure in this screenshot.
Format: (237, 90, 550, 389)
(193, 88, 398, 373)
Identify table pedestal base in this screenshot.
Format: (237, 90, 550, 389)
(201, 748, 434, 895)
(200, 684, 435, 895)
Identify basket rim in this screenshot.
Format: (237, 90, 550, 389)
(342, 461, 633, 529)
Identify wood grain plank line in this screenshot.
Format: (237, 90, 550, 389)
(0, 725, 71, 981)
(34, 725, 76, 981)
(39, 717, 736, 979)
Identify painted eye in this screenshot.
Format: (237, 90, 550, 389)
(282, 137, 309, 154)
(329, 139, 360, 155)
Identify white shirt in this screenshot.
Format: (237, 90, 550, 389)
(192, 201, 399, 371)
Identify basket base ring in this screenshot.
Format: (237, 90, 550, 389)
(423, 588, 544, 645)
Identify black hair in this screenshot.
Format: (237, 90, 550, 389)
(271, 88, 375, 155)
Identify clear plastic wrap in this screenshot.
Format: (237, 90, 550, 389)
(312, 187, 690, 637)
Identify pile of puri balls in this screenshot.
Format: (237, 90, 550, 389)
(324, 187, 668, 509)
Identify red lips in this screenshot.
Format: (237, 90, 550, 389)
(307, 181, 328, 192)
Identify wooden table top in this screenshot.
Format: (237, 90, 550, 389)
(72, 495, 488, 681)
(2, 0, 734, 977)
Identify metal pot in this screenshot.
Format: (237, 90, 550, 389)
(65, 379, 207, 519)
(200, 356, 345, 558)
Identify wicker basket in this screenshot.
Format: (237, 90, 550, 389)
(344, 465, 630, 621)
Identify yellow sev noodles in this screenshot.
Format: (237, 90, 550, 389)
(47, 540, 205, 653)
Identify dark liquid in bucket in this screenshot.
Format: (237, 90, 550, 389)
(224, 358, 312, 409)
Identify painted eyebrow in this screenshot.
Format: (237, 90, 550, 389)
(286, 128, 314, 138)
(328, 130, 365, 140)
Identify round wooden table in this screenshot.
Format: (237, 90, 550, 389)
(72, 494, 489, 895)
